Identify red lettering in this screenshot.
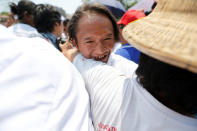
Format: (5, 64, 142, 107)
(98, 122, 117, 131)
(110, 127, 117, 131)
(104, 125, 109, 130)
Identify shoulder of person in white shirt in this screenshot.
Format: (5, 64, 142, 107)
(0, 25, 92, 131)
(72, 52, 197, 131)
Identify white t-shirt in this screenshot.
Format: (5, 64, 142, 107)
(73, 54, 197, 131)
(107, 53, 138, 77)
(0, 25, 92, 131)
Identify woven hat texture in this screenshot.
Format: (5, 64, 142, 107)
(123, 0, 197, 73)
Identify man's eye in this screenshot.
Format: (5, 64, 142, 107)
(104, 38, 111, 40)
(86, 41, 94, 43)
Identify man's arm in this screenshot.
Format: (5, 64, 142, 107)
(73, 54, 133, 130)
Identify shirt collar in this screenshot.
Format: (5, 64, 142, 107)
(41, 32, 59, 49)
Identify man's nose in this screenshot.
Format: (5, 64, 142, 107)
(95, 43, 106, 55)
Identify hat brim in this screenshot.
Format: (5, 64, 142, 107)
(123, 12, 197, 73)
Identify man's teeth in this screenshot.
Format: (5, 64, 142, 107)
(97, 55, 105, 59)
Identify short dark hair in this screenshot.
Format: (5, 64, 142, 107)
(34, 4, 62, 33)
(136, 53, 197, 115)
(63, 19, 70, 26)
(68, 3, 119, 44)
(9, 0, 36, 20)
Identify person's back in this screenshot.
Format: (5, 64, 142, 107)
(0, 25, 92, 130)
(72, 53, 197, 131)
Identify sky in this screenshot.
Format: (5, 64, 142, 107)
(0, 0, 83, 14)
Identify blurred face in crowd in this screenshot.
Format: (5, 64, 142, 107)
(53, 20, 64, 38)
(73, 13, 116, 63)
(63, 20, 69, 35)
(6, 13, 17, 27)
(58, 20, 64, 37)
(23, 12, 35, 27)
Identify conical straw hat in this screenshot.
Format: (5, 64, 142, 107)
(123, 0, 197, 73)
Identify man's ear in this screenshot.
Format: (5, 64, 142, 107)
(72, 39, 78, 49)
(24, 11, 28, 16)
(23, 11, 29, 20)
(54, 21, 59, 27)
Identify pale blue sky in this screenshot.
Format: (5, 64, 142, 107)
(0, 0, 83, 14)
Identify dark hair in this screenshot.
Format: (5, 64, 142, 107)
(9, 0, 36, 20)
(63, 19, 69, 26)
(136, 53, 197, 115)
(34, 4, 62, 33)
(9, 3, 17, 15)
(68, 3, 119, 44)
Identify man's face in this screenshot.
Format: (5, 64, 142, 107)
(73, 13, 116, 63)
(56, 20, 64, 37)
(52, 20, 64, 38)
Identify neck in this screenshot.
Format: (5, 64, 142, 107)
(51, 31, 59, 38)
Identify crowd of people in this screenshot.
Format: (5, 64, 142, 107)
(0, 0, 197, 131)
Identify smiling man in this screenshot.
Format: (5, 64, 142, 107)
(73, 13, 115, 63)
(63, 3, 137, 78)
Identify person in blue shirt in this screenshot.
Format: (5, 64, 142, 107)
(115, 10, 146, 64)
(115, 43, 140, 64)
(34, 4, 64, 51)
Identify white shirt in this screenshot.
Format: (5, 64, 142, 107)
(0, 25, 92, 131)
(107, 53, 138, 77)
(8, 23, 42, 38)
(112, 42, 122, 53)
(73, 54, 197, 131)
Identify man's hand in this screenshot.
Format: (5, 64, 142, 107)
(59, 40, 78, 62)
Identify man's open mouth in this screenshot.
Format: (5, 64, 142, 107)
(95, 53, 109, 62)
